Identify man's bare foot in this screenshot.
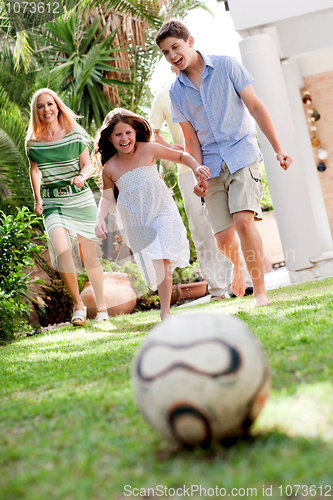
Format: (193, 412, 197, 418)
(253, 294, 268, 307)
(231, 266, 247, 297)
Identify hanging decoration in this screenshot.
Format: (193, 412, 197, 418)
(302, 90, 326, 172)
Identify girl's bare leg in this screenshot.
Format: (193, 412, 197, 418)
(78, 235, 107, 313)
(49, 227, 84, 311)
(153, 259, 172, 320)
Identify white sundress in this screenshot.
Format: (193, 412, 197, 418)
(115, 165, 190, 291)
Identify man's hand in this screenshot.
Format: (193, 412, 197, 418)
(193, 165, 210, 197)
(276, 152, 293, 171)
(194, 177, 208, 197)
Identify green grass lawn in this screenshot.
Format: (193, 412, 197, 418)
(1, 278, 333, 500)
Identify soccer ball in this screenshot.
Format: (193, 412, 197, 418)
(132, 313, 270, 446)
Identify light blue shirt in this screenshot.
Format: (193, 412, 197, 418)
(169, 53, 261, 177)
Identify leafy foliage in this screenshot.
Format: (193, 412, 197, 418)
(0, 207, 42, 298)
(0, 85, 34, 211)
(42, 8, 131, 129)
(33, 252, 74, 327)
(161, 163, 196, 261)
(260, 160, 273, 211)
(0, 207, 43, 340)
(85, 0, 162, 28)
(172, 260, 203, 285)
(119, 35, 161, 115)
(0, 292, 29, 342)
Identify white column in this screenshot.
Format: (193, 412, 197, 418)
(239, 33, 322, 271)
(282, 60, 333, 253)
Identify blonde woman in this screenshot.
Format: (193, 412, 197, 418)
(26, 88, 108, 325)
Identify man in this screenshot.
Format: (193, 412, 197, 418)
(155, 20, 292, 306)
(149, 68, 253, 300)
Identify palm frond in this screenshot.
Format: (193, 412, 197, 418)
(0, 99, 32, 210)
(82, 0, 162, 28)
(13, 31, 33, 72)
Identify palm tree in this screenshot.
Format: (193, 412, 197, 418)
(40, 7, 132, 130)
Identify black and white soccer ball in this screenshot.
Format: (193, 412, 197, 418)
(132, 313, 270, 446)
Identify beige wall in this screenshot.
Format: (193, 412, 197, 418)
(301, 70, 333, 235)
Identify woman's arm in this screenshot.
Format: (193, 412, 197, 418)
(29, 160, 43, 215)
(70, 147, 93, 188)
(95, 171, 116, 240)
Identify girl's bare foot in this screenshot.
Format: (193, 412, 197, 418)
(160, 310, 171, 321)
(230, 266, 247, 297)
(253, 294, 268, 307)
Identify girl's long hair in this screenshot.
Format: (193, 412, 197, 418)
(92, 108, 152, 191)
(26, 88, 83, 142)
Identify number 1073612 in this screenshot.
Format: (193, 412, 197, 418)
(1, 1, 60, 14)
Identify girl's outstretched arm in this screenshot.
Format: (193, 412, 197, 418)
(95, 171, 116, 240)
(149, 141, 210, 183)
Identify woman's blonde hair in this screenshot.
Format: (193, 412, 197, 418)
(92, 108, 152, 190)
(26, 88, 83, 142)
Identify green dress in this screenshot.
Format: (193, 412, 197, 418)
(26, 126, 98, 241)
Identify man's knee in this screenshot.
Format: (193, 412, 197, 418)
(215, 228, 234, 251)
(233, 212, 253, 237)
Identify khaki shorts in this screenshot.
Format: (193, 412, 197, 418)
(204, 158, 263, 235)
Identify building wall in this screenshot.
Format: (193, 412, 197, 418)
(228, 0, 333, 32)
(301, 70, 333, 235)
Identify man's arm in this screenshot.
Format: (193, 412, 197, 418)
(179, 121, 203, 165)
(179, 121, 208, 196)
(239, 84, 292, 171)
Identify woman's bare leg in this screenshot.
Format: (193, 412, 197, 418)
(48, 227, 84, 311)
(153, 259, 172, 320)
(78, 235, 107, 313)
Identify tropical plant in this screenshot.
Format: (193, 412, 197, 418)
(0, 207, 43, 297)
(32, 252, 74, 326)
(161, 163, 196, 261)
(42, 7, 131, 130)
(119, 34, 161, 114)
(172, 260, 203, 285)
(0, 207, 43, 340)
(119, 0, 211, 114)
(0, 292, 29, 342)
(0, 85, 34, 211)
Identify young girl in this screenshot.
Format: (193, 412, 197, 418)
(93, 108, 210, 320)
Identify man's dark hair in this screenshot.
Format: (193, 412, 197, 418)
(155, 19, 190, 47)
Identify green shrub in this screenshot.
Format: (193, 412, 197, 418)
(172, 260, 203, 285)
(0, 207, 43, 340)
(0, 292, 29, 342)
(260, 160, 273, 211)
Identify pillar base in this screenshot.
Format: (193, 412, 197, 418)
(289, 252, 333, 283)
